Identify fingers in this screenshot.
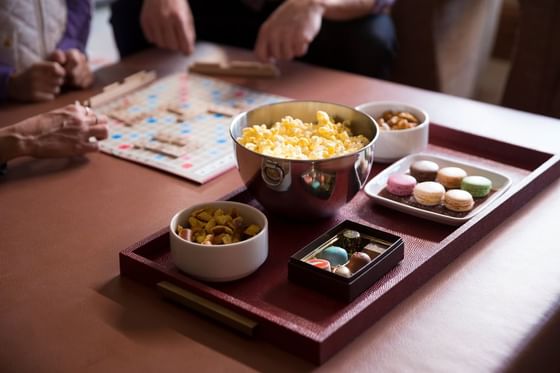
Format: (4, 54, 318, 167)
(257, 28, 312, 61)
(73, 104, 109, 126)
(62, 49, 93, 88)
(88, 124, 109, 141)
(64, 49, 82, 67)
(61, 104, 108, 129)
(255, 0, 322, 61)
(255, 35, 269, 63)
(140, 0, 196, 54)
(255, 25, 273, 62)
(71, 68, 94, 88)
(25, 62, 65, 101)
(49, 49, 67, 65)
(174, 15, 194, 54)
(79, 141, 100, 153)
(162, 19, 180, 52)
(256, 30, 296, 62)
(82, 112, 109, 127)
(150, 23, 166, 49)
(141, 3, 165, 48)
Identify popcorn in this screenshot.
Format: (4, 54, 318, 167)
(237, 111, 369, 160)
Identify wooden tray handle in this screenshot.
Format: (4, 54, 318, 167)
(157, 281, 258, 336)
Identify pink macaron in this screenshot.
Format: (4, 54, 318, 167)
(386, 173, 417, 196)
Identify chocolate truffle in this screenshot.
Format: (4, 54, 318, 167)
(347, 252, 371, 273)
(305, 258, 332, 271)
(340, 229, 361, 254)
(316, 246, 348, 266)
(333, 265, 352, 278)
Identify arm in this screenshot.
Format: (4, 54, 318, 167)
(0, 125, 25, 164)
(255, 0, 394, 62)
(140, 0, 196, 55)
(57, 0, 92, 53)
(5, 62, 66, 102)
(320, 0, 394, 20)
(0, 103, 108, 163)
(49, 0, 94, 89)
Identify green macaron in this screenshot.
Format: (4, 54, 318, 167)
(461, 175, 492, 197)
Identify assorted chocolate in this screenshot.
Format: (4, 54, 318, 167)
(303, 229, 390, 278)
(288, 220, 404, 302)
(383, 159, 493, 216)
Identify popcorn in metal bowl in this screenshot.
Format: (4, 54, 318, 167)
(230, 100, 379, 219)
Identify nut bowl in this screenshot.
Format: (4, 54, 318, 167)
(169, 201, 269, 282)
(230, 100, 379, 219)
(355, 101, 429, 163)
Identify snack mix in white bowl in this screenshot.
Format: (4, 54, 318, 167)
(169, 201, 269, 282)
(356, 101, 429, 163)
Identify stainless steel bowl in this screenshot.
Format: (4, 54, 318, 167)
(230, 100, 379, 219)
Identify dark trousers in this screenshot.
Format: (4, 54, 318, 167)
(110, 0, 396, 79)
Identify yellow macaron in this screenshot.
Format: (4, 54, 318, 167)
(413, 181, 445, 206)
(444, 189, 474, 212)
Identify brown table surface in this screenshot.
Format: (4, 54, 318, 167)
(1, 44, 560, 373)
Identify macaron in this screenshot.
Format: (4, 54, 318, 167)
(444, 189, 474, 212)
(386, 173, 417, 196)
(410, 160, 439, 182)
(436, 167, 467, 189)
(461, 175, 492, 197)
(413, 181, 445, 206)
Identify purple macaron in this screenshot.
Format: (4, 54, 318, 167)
(386, 173, 417, 196)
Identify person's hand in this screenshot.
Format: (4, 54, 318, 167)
(255, 0, 325, 62)
(49, 49, 94, 89)
(12, 103, 109, 159)
(7, 62, 65, 102)
(140, 0, 195, 55)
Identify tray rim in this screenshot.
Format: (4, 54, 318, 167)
(119, 124, 560, 364)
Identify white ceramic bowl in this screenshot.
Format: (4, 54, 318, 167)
(169, 201, 269, 282)
(356, 101, 429, 163)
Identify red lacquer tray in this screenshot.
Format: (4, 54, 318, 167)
(119, 124, 560, 364)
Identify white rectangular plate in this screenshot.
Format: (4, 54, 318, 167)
(364, 153, 512, 225)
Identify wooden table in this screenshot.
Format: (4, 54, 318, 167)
(1, 45, 560, 373)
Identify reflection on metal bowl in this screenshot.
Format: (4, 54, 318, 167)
(230, 100, 379, 219)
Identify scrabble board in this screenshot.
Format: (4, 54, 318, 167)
(96, 72, 286, 183)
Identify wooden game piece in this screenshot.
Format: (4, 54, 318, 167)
(206, 104, 243, 117)
(154, 131, 189, 147)
(167, 103, 208, 119)
(108, 108, 149, 126)
(188, 60, 280, 78)
(87, 70, 157, 108)
(134, 139, 188, 158)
